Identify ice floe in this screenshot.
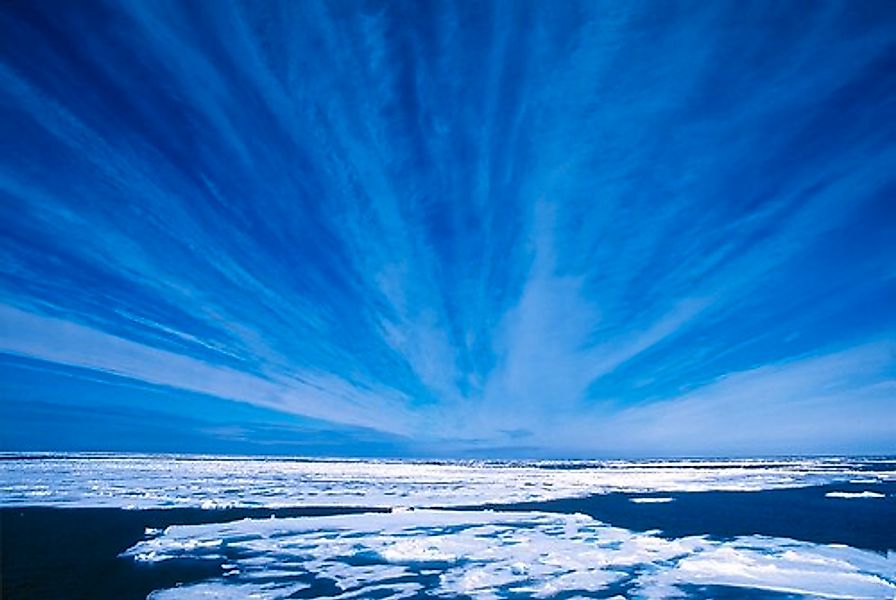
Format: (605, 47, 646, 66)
(826, 491, 886, 499)
(124, 509, 896, 599)
(1, 454, 892, 509)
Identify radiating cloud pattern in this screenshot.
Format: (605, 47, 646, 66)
(1, 1, 895, 455)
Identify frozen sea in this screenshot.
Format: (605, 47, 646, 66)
(1, 454, 894, 599)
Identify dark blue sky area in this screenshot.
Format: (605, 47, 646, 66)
(1, 1, 894, 456)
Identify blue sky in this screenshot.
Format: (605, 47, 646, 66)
(1, 1, 894, 457)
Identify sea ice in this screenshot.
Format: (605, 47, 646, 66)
(123, 509, 896, 600)
(2, 454, 891, 509)
(825, 491, 886, 499)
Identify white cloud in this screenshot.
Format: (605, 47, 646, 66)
(566, 341, 896, 456)
(0, 304, 420, 436)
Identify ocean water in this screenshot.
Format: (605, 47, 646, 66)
(1, 455, 894, 599)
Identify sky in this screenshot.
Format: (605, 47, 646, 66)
(1, 0, 894, 457)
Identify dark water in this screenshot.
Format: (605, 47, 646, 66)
(2, 483, 893, 599)
(483, 481, 896, 553)
(0, 506, 387, 600)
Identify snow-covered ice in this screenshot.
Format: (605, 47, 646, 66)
(825, 491, 887, 499)
(4, 454, 894, 598)
(125, 509, 896, 599)
(2, 454, 892, 509)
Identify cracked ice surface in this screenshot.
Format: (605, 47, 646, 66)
(125, 509, 896, 599)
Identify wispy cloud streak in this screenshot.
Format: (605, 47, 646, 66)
(1, 0, 894, 455)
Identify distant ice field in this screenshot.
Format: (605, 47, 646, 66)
(2, 454, 894, 509)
